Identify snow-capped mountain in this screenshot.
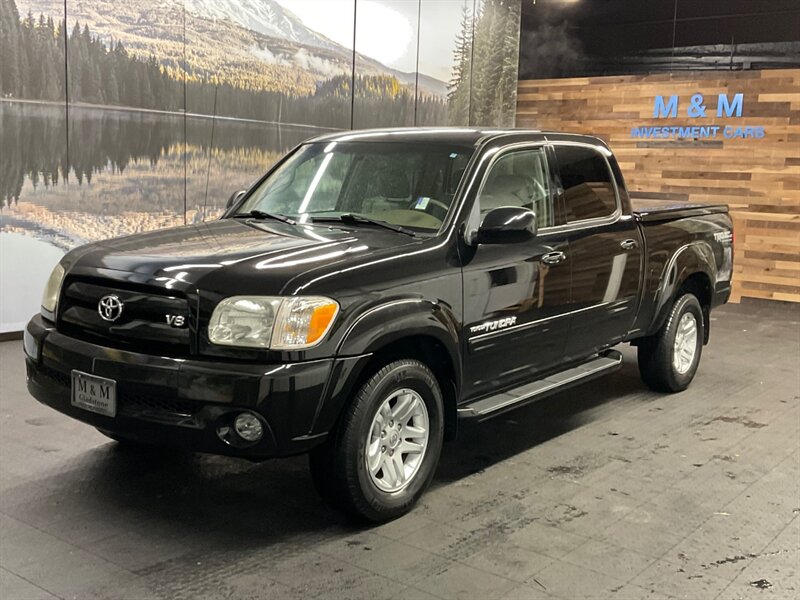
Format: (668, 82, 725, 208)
(15, 0, 448, 97)
(184, 0, 339, 52)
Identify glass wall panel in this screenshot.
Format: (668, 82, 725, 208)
(1, 0, 69, 331)
(185, 0, 355, 220)
(469, 0, 521, 126)
(417, 0, 475, 125)
(352, 0, 419, 129)
(61, 0, 187, 246)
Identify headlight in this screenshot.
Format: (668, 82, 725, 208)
(208, 296, 339, 350)
(41, 262, 66, 317)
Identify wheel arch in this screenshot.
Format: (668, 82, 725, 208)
(355, 335, 459, 440)
(313, 299, 462, 441)
(647, 242, 715, 343)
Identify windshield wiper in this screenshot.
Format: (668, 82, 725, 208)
(311, 214, 416, 237)
(234, 210, 296, 225)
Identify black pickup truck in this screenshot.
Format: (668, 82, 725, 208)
(25, 128, 733, 521)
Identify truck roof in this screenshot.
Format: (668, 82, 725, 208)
(307, 127, 607, 148)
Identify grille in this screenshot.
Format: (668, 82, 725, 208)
(118, 389, 201, 427)
(118, 391, 196, 417)
(58, 278, 192, 355)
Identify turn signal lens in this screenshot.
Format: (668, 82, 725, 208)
(271, 297, 339, 350)
(307, 303, 339, 344)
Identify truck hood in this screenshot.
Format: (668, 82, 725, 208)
(68, 218, 419, 295)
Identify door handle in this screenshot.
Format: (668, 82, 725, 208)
(620, 239, 639, 250)
(541, 251, 566, 265)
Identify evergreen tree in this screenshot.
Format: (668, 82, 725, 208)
(448, 2, 473, 125)
(68, 21, 83, 101)
(449, 0, 521, 127)
(1, 0, 450, 132)
(497, 0, 521, 126)
(0, 0, 25, 96)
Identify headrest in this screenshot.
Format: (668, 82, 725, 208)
(482, 174, 531, 205)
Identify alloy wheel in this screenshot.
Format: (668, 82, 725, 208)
(673, 312, 698, 374)
(364, 388, 429, 493)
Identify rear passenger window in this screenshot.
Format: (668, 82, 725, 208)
(554, 146, 618, 222)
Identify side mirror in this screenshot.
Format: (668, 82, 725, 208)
(476, 206, 537, 244)
(226, 189, 246, 210)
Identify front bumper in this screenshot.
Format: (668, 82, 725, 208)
(24, 314, 365, 458)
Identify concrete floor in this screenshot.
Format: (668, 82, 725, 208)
(0, 301, 798, 600)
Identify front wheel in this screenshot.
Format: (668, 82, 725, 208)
(309, 359, 444, 522)
(637, 293, 704, 393)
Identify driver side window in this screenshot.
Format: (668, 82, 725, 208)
(479, 148, 553, 228)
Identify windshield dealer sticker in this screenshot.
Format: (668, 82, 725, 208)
(415, 197, 430, 210)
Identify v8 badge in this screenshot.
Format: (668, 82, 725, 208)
(165, 314, 186, 328)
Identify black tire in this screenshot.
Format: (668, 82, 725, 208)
(638, 293, 705, 393)
(309, 359, 444, 522)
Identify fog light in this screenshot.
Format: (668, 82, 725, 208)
(234, 412, 264, 442)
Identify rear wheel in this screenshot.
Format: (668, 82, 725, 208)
(309, 359, 444, 522)
(638, 293, 704, 393)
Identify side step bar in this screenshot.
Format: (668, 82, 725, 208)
(457, 350, 623, 421)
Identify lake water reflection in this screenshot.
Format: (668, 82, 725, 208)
(0, 101, 331, 247)
(0, 100, 332, 330)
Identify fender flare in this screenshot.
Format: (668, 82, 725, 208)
(309, 298, 462, 438)
(337, 298, 461, 378)
(647, 241, 716, 336)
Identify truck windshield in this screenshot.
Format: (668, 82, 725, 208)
(235, 141, 474, 234)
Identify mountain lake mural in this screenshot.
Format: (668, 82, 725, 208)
(0, 0, 522, 331)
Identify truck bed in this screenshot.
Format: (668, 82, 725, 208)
(631, 196, 729, 223)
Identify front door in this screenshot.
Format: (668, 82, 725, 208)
(460, 146, 572, 401)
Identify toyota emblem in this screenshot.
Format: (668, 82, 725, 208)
(98, 294, 124, 322)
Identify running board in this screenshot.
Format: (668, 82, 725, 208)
(457, 350, 623, 421)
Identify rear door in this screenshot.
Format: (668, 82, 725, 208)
(551, 143, 643, 361)
(460, 144, 572, 400)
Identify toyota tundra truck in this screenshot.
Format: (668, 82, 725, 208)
(24, 128, 733, 522)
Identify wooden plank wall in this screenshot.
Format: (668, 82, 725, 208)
(516, 69, 800, 303)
